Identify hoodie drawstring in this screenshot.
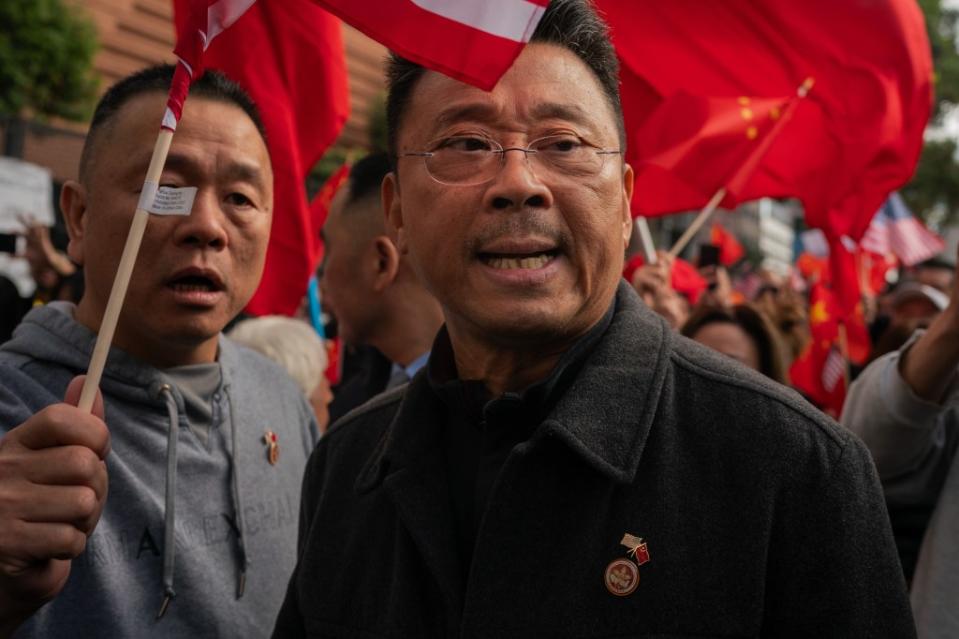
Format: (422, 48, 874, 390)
(154, 379, 247, 620)
(223, 384, 249, 599)
(157, 384, 179, 620)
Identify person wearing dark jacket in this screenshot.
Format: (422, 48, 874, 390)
(274, 1, 914, 636)
(320, 152, 443, 422)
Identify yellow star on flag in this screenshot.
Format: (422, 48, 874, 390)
(810, 300, 831, 326)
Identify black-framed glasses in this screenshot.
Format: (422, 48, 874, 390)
(400, 134, 623, 186)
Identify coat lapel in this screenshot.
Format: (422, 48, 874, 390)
(356, 375, 466, 621)
(547, 281, 672, 484)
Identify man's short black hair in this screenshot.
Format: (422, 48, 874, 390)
(79, 64, 266, 182)
(385, 0, 624, 161)
(346, 152, 392, 205)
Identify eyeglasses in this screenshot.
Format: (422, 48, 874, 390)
(400, 134, 623, 186)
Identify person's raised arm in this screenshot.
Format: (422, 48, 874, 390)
(900, 254, 959, 403)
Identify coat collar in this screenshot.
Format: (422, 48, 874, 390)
(538, 281, 671, 483)
(356, 280, 671, 492)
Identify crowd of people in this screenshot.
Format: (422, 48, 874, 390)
(0, 0, 956, 637)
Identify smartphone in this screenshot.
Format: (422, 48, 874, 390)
(697, 243, 721, 268)
(0, 233, 19, 254)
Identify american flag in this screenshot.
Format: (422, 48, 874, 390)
(860, 192, 944, 266)
(821, 345, 846, 393)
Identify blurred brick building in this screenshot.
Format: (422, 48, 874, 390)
(0, 0, 387, 184)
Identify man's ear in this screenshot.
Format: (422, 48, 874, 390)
(382, 172, 407, 254)
(371, 235, 400, 292)
(620, 163, 635, 249)
(60, 180, 88, 266)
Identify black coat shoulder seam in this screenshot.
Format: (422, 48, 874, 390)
(669, 347, 851, 450)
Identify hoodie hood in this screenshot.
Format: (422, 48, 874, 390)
(3, 302, 162, 400)
(3, 301, 247, 397)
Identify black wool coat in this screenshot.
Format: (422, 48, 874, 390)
(274, 282, 915, 639)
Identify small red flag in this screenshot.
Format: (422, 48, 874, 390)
(789, 279, 871, 416)
(856, 250, 896, 297)
(623, 254, 707, 306)
(796, 253, 828, 283)
(633, 542, 650, 566)
(174, 0, 351, 316)
(312, 0, 549, 90)
(789, 283, 847, 416)
(710, 223, 745, 266)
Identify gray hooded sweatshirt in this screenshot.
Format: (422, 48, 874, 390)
(0, 303, 318, 637)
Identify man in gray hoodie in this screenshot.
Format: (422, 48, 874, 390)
(0, 65, 318, 637)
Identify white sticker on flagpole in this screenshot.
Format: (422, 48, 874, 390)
(410, 0, 546, 42)
(162, 107, 178, 131)
(147, 187, 197, 216)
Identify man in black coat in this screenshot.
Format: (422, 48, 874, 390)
(274, 1, 915, 636)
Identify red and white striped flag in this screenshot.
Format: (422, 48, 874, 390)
(313, 0, 549, 90)
(860, 192, 944, 266)
(167, 0, 257, 131)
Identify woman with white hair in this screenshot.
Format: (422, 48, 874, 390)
(229, 315, 334, 433)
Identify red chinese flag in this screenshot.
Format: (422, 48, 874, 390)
(628, 90, 795, 215)
(174, 0, 350, 316)
(808, 283, 840, 348)
(312, 0, 549, 91)
(789, 282, 847, 416)
(598, 0, 932, 245)
(797, 244, 872, 360)
(789, 279, 870, 415)
(634, 543, 650, 565)
(710, 223, 744, 266)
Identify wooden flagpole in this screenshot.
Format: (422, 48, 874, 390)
(634, 216, 658, 264)
(667, 188, 726, 259)
(78, 128, 175, 412)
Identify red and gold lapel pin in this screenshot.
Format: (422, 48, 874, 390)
(264, 430, 279, 465)
(604, 533, 650, 596)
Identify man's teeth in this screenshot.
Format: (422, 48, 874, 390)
(172, 283, 212, 292)
(487, 253, 551, 270)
